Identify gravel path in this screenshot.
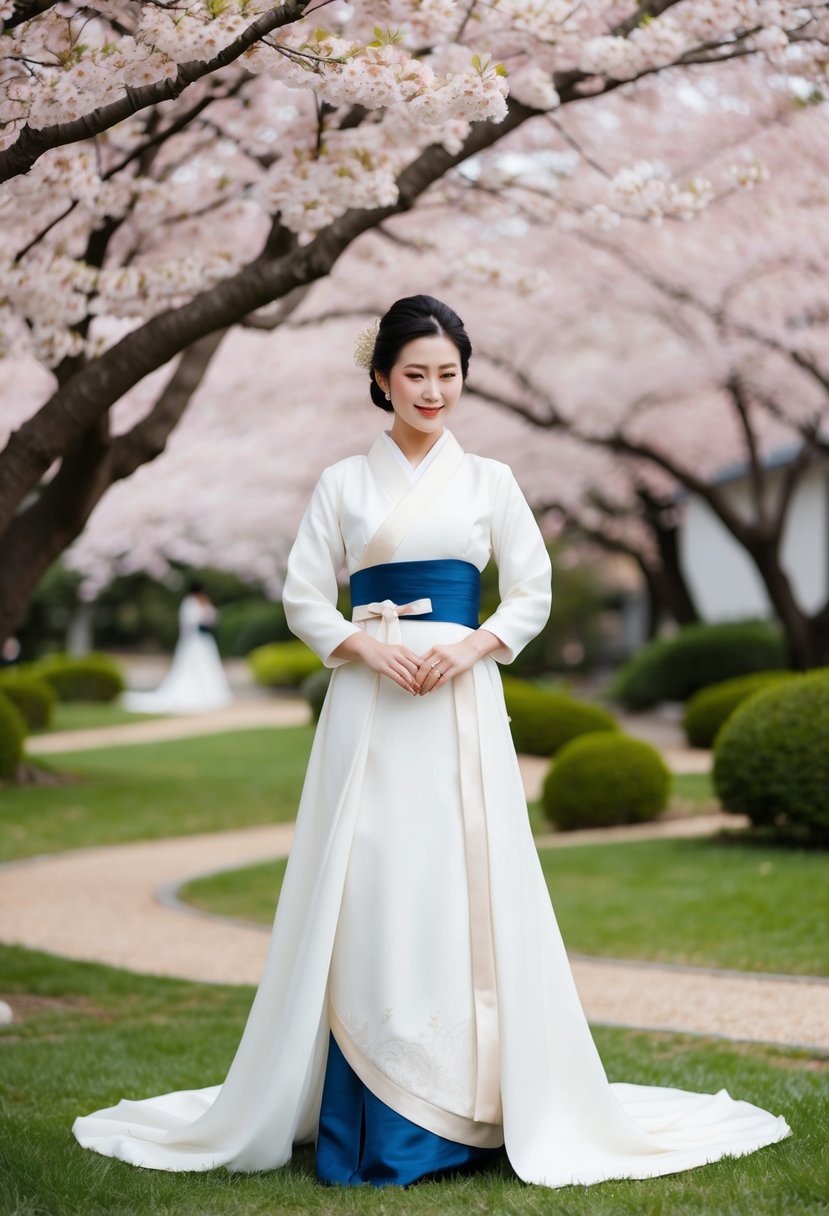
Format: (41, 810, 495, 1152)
(2, 820, 825, 1051)
(13, 695, 813, 1050)
(27, 698, 309, 756)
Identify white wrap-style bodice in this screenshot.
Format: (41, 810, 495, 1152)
(282, 428, 553, 669)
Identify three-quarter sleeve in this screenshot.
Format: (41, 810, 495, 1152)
(281, 466, 364, 668)
(478, 464, 553, 665)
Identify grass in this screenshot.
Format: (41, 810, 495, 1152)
(1, 943, 826, 1216)
(180, 857, 290, 923)
(33, 703, 169, 734)
(670, 770, 716, 806)
(1, 727, 315, 863)
(4, 727, 714, 865)
(537, 837, 829, 976)
(180, 835, 829, 977)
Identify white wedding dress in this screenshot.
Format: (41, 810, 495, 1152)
(72, 427, 791, 1187)
(122, 594, 233, 715)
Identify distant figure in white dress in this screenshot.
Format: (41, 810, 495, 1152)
(122, 582, 233, 714)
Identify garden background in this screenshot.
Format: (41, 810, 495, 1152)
(1, 1, 828, 1213)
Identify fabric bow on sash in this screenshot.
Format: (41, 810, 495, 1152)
(352, 597, 432, 645)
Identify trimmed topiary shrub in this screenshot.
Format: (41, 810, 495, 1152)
(683, 670, 796, 748)
(248, 640, 323, 689)
(611, 620, 789, 710)
(501, 676, 618, 757)
(542, 732, 671, 830)
(0, 690, 27, 780)
(713, 672, 829, 841)
(302, 668, 333, 723)
(0, 673, 57, 731)
(33, 653, 125, 702)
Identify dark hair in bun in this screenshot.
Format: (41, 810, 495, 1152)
(368, 294, 472, 412)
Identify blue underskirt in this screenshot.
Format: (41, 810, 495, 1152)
(315, 1032, 505, 1187)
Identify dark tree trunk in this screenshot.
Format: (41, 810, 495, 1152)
(0, 329, 228, 646)
(638, 491, 700, 627)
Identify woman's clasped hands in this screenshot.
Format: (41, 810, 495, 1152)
(357, 635, 492, 695)
(332, 626, 505, 691)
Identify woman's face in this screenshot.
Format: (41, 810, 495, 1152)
(376, 334, 463, 434)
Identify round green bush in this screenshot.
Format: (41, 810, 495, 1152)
(0, 673, 57, 730)
(248, 640, 323, 689)
(0, 690, 27, 780)
(683, 670, 796, 748)
(611, 620, 789, 710)
(302, 668, 333, 723)
(34, 653, 125, 702)
(542, 733, 671, 830)
(502, 676, 618, 757)
(713, 672, 829, 839)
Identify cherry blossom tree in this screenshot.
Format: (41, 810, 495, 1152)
(461, 99, 829, 666)
(1, 0, 827, 645)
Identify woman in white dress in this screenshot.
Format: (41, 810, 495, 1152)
(72, 295, 790, 1189)
(122, 582, 233, 714)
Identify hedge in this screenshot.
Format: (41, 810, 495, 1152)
(713, 672, 829, 841)
(33, 653, 125, 702)
(0, 673, 57, 731)
(0, 690, 27, 780)
(215, 600, 293, 657)
(248, 640, 323, 689)
(682, 670, 796, 748)
(501, 676, 618, 757)
(542, 732, 671, 830)
(611, 620, 789, 710)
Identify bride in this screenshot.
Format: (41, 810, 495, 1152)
(72, 295, 790, 1189)
(122, 581, 233, 715)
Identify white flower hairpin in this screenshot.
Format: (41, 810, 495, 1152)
(353, 317, 380, 371)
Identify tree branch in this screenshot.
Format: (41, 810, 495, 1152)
(0, 96, 543, 533)
(0, 0, 311, 183)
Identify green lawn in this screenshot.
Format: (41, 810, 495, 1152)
(4, 726, 714, 866)
(1, 944, 825, 1216)
(34, 703, 169, 734)
(1, 727, 315, 863)
(180, 835, 829, 977)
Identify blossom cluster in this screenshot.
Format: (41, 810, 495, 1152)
(0, 1, 826, 367)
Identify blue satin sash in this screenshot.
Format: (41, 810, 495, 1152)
(349, 558, 481, 628)
(315, 1033, 504, 1187)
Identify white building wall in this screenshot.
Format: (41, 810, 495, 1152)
(679, 464, 829, 621)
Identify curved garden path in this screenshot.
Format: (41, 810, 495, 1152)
(2, 817, 827, 1051)
(6, 694, 826, 1051)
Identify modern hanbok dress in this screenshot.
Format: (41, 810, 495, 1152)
(71, 426, 791, 1188)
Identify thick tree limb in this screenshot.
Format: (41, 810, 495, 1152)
(0, 0, 311, 183)
(0, 96, 542, 534)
